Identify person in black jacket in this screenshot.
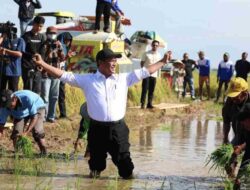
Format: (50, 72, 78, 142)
(235, 52, 250, 81)
(13, 0, 42, 36)
(182, 53, 197, 100)
(21, 16, 46, 95)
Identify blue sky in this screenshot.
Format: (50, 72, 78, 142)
(1, 0, 250, 68)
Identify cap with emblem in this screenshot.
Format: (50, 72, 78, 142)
(227, 77, 248, 97)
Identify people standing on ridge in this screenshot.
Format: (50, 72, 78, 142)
(21, 16, 46, 95)
(235, 52, 250, 81)
(215, 53, 234, 103)
(0, 89, 47, 155)
(41, 27, 65, 123)
(32, 48, 170, 179)
(140, 40, 161, 109)
(13, 0, 42, 36)
(94, 0, 114, 34)
(182, 53, 197, 100)
(0, 25, 25, 92)
(197, 51, 210, 100)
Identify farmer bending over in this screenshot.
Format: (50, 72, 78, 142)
(228, 103, 250, 189)
(0, 90, 46, 154)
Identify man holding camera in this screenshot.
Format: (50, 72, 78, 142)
(0, 22, 25, 92)
(21, 16, 46, 95)
(41, 26, 64, 123)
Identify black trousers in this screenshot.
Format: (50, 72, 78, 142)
(0, 74, 19, 92)
(88, 119, 134, 178)
(140, 77, 156, 106)
(22, 67, 42, 95)
(95, 0, 111, 31)
(58, 81, 67, 117)
(216, 80, 229, 101)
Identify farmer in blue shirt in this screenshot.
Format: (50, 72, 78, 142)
(0, 24, 26, 92)
(197, 51, 211, 100)
(215, 53, 234, 103)
(0, 90, 46, 154)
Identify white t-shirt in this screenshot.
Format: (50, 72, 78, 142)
(141, 50, 161, 78)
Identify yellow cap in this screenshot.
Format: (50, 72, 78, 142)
(227, 77, 248, 97)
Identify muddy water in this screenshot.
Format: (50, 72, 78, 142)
(0, 115, 227, 190)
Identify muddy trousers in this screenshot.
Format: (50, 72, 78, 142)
(88, 119, 134, 178)
(140, 77, 156, 107)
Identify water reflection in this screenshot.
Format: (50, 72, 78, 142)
(136, 115, 224, 162)
(139, 126, 152, 148)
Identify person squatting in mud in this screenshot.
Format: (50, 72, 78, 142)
(32, 48, 171, 179)
(0, 89, 47, 154)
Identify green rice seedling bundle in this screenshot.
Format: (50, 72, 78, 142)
(206, 144, 234, 172)
(16, 136, 34, 157)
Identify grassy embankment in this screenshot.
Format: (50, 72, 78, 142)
(63, 70, 222, 117)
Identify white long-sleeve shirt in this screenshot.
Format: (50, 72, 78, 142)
(60, 68, 150, 122)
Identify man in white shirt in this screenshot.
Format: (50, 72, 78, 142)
(140, 40, 162, 109)
(33, 48, 169, 179)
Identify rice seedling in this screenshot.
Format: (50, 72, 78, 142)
(15, 136, 34, 158)
(205, 144, 234, 173)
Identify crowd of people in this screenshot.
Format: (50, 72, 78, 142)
(168, 51, 250, 103)
(0, 1, 250, 188)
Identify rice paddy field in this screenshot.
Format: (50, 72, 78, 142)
(1, 71, 249, 189)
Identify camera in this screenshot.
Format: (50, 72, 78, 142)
(0, 21, 17, 40)
(47, 39, 57, 50)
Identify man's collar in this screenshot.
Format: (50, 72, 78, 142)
(96, 70, 117, 80)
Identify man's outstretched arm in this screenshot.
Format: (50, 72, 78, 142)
(147, 52, 170, 74)
(33, 54, 64, 78)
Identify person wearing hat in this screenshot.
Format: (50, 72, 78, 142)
(197, 51, 211, 100)
(222, 77, 250, 145)
(0, 89, 46, 154)
(32, 48, 170, 179)
(40, 26, 64, 123)
(215, 53, 234, 103)
(21, 15, 46, 95)
(172, 60, 186, 99)
(225, 102, 250, 190)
